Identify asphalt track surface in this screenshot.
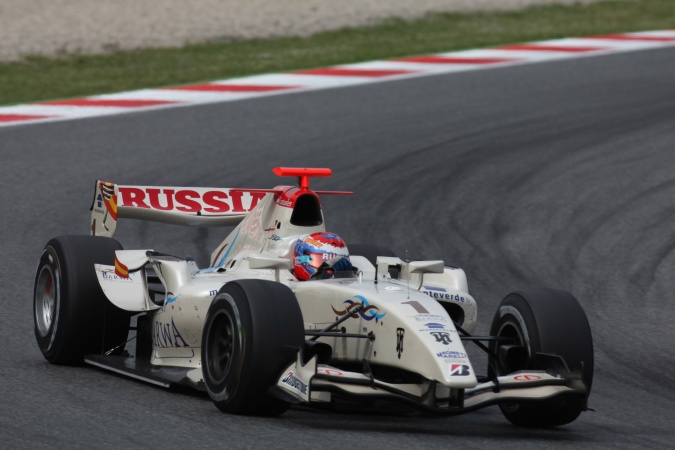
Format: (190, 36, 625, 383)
(2, 45, 675, 449)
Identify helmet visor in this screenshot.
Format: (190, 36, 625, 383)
(296, 251, 326, 269)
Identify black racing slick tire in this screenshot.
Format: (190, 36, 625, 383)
(33, 235, 131, 364)
(488, 288, 594, 427)
(201, 280, 304, 416)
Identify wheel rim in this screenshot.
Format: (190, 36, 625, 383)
(35, 265, 57, 337)
(495, 320, 529, 413)
(496, 320, 529, 374)
(206, 310, 235, 384)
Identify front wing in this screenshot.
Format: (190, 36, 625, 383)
(271, 354, 587, 415)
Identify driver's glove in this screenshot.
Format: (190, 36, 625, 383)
(333, 257, 353, 272)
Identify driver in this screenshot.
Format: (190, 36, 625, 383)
(293, 232, 353, 281)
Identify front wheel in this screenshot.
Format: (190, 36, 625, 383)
(201, 280, 304, 416)
(489, 288, 594, 427)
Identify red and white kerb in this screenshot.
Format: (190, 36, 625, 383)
(1, 30, 674, 127)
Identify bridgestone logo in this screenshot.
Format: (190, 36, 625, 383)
(282, 372, 308, 395)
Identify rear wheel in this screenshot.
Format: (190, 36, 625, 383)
(34, 235, 131, 364)
(202, 280, 304, 416)
(489, 288, 594, 427)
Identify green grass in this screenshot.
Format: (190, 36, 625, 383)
(1, 0, 673, 105)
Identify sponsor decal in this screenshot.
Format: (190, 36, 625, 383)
(401, 300, 429, 314)
(396, 328, 405, 359)
(118, 187, 266, 214)
(94, 194, 105, 215)
(332, 295, 386, 321)
(114, 255, 129, 279)
(166, 292, 179, 304)
(304, 237, 324, 248)
(437, 350, 468, 359)
(450, 364, 471, 376)
(422, 286, 466, 302)
(442, 358, 468, 363)
(240, 208, 265, 240)
(430, 331, 453, 345)
(514, 374, 542, 381)
(208, 290, 218, 296)
(153, 318, 189, 348)
(419, 322, 453, 333)
(269, 234, 282, 241)
(413, 314, 449, 323)
(100, 269, 133, 282)
(281, 371, 308, 395)
(318, 368, 343, 376)
(275, 197, 293, 208)
(321, 252, 343, 261)
(384, 286, 403, 291)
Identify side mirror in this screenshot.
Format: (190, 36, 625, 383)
(376, 256, 404, 280)
(249, 256, 293, 281)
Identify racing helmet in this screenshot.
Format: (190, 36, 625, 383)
(293, 232, 350, 281)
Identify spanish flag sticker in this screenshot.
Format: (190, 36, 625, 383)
(100, 182, 118, 221)
(114, 254, 129, 278)
(107, 194, 118, 221)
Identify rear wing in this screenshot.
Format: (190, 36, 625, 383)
(90, 181, 268, 237)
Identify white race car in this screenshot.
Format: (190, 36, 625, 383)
(33, 167, 593, 426)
